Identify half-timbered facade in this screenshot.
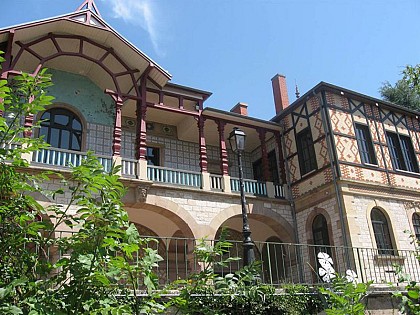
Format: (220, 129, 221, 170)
(272, 81, 420, 284)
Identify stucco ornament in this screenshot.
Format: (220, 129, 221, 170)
(135, 185, 149, 203)
(317, 252, 336, 283)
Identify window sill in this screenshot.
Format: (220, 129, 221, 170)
(300, 168, 317, 179)
(394, 169, 420, 176)
(363, 163, 379, 168)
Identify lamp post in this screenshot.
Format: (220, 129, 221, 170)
(228, 127, 255, 267)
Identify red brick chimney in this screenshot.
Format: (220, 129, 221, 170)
(271, 74, 289, 114)
(230, 102, 248, 116)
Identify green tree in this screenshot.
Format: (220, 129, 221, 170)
(380, 79, 420, 111)
(0, 55, 164, 314)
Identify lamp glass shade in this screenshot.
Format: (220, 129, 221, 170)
(228, 127, 246, 153)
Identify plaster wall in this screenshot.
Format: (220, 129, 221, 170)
(47, 69, 115, 125)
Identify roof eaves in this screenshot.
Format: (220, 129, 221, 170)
(0, 10, 172, 80)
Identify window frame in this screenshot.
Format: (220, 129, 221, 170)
(371, 208, 394, 255)
(39, 107, 83, 151)
(355, 123, 377, 165)
(296, 127, 317, 176)
(145, 146, 162, 166)
(412, 213, 420, 242)
(386, 131, 419, 173)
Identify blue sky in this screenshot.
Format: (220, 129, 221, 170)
(1, 0, 419, 120)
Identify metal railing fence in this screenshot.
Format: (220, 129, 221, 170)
(44, 233, 420, 287)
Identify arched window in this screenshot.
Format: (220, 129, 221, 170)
(412, 213, 420, 241)
(312, 214, 330, 247)
(371, 208, 394, 255)
(39, 108, 82, 151)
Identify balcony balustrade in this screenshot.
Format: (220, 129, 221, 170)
(230, 177, 267, 196)
(32, 147, 112, 172)
(47, 232, 420, 287)
(147, 165, 202, 188)
(28, 149, 285, 199)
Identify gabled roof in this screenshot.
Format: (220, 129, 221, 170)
(271, 81, 420, 122)
(0, 0, 171, 92)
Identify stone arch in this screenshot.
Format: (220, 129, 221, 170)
(126, 195, 200, 240)
(209, 203, 295, 243)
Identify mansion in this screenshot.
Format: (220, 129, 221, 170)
(2, 0, 420, 291)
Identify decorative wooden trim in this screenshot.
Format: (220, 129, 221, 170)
(197, 115, 208, 172)
(258, 129, 270, 181)
(217, 120, 229, 176)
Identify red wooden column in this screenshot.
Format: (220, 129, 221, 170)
(197, 115, 208, 172)
(23, 95, 35, 138)
(135, 100, 147, 160)
(105, 90, 124, 157)
(112, 98, 123, 156)
(0, 30, 15, 117)
(275, 132, 286, 184)
(135, 70, 150, 161)
(217, 120, 229, 176)
(258, 128, 270, 182)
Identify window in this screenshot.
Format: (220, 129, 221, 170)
(312, 214, 332, 260)
(312, 215, 330, 248)
(371, 208, 394, 255)
(413, 213, 420, 241)
(146, 146, 160, 166)
(296, 128, 317, 176)
(355, 124, 377, 165)
(39, 108, 82, 151)
(386, 132, 419, 173)
(252, 150, 280, 183)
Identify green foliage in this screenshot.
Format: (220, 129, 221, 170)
(319, 275, 372, 315)
(393, 254, 420, 314)
(403, 65, 420, 96)
(380, 79, 420, 111)
(168, 231, 321, 314)
(0, 60, 164, 314)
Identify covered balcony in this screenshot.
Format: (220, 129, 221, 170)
(28, 81, 286, 200)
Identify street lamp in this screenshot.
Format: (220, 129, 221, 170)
(228, 127, 255, 267)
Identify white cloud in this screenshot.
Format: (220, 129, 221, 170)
(105, 0, 164, 56)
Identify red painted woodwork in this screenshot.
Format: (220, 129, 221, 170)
(24, 114, 34, 138)
(274, 132, 286, 184)
(197, 115, 208, 172)
(258, 129, 270, 181)
(146, 102, 199, 117)
(106, 91, 123, 157)
(217, 120, 229, 176)
(135, 71, 151, 160)
(9, 33, 140, 97)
